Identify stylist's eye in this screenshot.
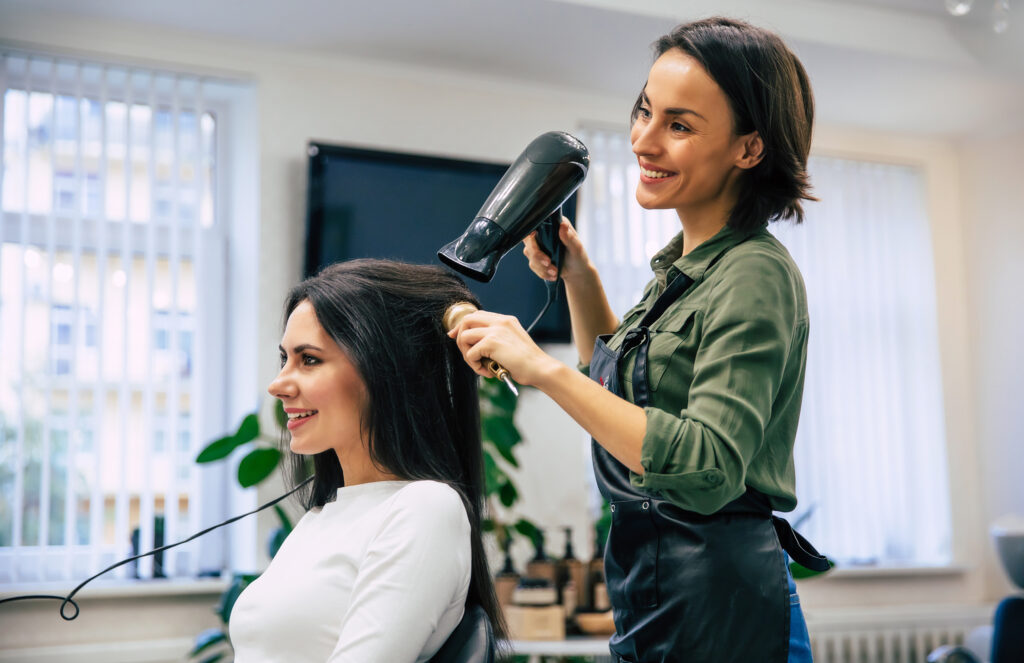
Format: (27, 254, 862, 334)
(671, 122, 691, 133)
(302, 354, 320, 366)
(279, 353, 287, 367)
(636, 105, 652, 120)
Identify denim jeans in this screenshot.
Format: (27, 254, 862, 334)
(787, 562, 813, 663)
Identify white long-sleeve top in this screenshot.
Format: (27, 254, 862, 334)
(229, 480, 471, 663)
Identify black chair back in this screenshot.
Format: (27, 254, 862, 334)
(992, 596, 1024, 663)
(429, 604, 495, 663)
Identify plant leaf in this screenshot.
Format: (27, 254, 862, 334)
(514, 518, 541, 545)
(482, 450, 502, 498)
(789, 557, 835, 580)
(480, 377, 516, 416)
(274, 399, 288, 431)
(190, 629, 228, 656)
(234, 413, 261, 444)
(498, 481, 518, 508)
(237, 447, 282, 487)
(483, 434, 519, 469)
(216, 574, 256, 623)
(195, 434, 243, 464)
(486, 415, 522, 444)
(273, 503, 293, 532)
(199, 653, 227, 663)
(195, 412, 262, 464)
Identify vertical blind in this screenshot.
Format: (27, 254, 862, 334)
(576, 126, 953, 567)
(0, 51, 227, 584)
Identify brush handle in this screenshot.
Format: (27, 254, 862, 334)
(443, 302, 519, 396)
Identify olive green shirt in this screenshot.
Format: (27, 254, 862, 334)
(585, 224, 808, 516)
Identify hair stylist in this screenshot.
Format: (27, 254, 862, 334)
(448, 17, 828, 663)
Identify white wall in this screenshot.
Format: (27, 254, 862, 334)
(958, 128, 1024, 598)
(1, 7, 1020, 653)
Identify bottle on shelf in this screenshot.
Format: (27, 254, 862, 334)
(524, 529, 558, 588)
(494, 534, 520, 608)
(560, 526, 586, 615)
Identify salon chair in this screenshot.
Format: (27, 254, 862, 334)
(928, 521, 1024, 663)
(429, 604, 495, 663)
(927, 598, 1023, 663)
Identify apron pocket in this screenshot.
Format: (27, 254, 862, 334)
(605, 498, 660, 610)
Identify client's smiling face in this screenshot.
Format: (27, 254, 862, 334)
(268, 300, 367, 458)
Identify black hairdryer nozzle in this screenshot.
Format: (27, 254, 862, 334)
(438, 131, 589, 283)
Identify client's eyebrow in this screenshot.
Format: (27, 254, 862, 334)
(279, 343, 324, 354)
(642, 92, 706, 121)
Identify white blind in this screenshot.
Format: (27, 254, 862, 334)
(0, 51, 229, 584)
(577, 126, 953, 567)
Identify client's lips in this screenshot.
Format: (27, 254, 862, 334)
(285, 408, 318, 430)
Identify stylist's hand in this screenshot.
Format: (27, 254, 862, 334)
(523, 217, 592, 284)
(447, 310, 561, 388)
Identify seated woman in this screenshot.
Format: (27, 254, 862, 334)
(229, 259, 505, 663)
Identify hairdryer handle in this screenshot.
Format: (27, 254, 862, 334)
(534, 209, 565, 273)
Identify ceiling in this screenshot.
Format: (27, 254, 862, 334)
(1, 0, 1022, 137)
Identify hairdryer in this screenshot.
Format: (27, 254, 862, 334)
(438, 131, 589, 283)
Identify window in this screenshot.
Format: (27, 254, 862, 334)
(576, 126, 952, 568)
(0, 52, 240, 584)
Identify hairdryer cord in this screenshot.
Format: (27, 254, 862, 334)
(525, 260, 563, 335)
(0, 476, 314, 620)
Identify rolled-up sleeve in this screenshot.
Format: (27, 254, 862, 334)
(630, 252, 799, 514)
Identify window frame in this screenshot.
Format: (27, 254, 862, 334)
(0, 48, 260, 588)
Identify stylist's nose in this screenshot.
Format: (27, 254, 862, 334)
(631, 121, 660, 159)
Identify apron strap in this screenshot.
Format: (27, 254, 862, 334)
(621, 273, 695, 408)
(637, 273, 695, 330)
(771, 516, 831, 572)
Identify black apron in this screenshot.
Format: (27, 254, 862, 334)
(590, 272, 828, 663)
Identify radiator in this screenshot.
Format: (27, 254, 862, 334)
(807, 605, 993, 663)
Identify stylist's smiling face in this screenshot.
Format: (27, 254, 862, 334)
(630, 48, 746, 214)
(268, 300, 367, 457)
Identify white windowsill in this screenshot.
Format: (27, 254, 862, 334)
(815, 563, 970, 580)
(0, 576, 230, 601)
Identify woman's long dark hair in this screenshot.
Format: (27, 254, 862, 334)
(281, 258, 506, 640)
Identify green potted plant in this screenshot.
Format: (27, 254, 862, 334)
(478, 377, 540, 548)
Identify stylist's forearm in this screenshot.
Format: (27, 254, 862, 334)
(563, 264, 618, 365)
(535, 361, 647, 475)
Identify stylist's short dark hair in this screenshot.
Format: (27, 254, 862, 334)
(633, 17, 816, 232)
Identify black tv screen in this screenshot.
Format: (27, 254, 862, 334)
(304, 142, 574, 343)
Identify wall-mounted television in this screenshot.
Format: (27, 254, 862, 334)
(304, 142, 575, 343)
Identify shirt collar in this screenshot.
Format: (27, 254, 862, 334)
(650, 223, 766, 289)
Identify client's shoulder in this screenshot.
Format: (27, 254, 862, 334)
(393, 479, 464, 506)
(386, 480, 470, 533)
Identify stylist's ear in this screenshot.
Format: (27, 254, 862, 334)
(735, 132, 765, 170)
